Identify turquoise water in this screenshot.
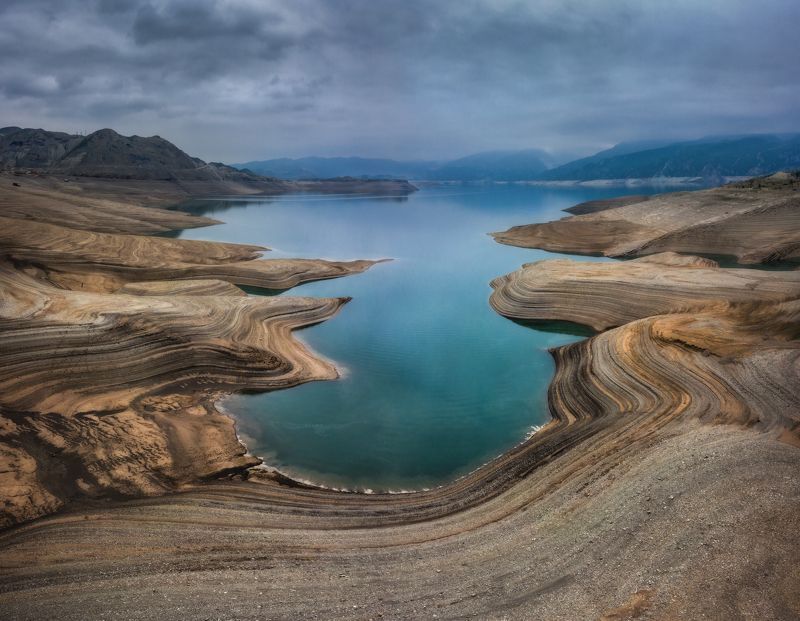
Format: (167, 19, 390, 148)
(174, 184, 687, 491)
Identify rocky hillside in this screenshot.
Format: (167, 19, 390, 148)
(0, 126, 286, 187)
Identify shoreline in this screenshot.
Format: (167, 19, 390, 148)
(414, 175, 749, 188)
(1, 174, 799, 619)
(0, 175, 389, 528)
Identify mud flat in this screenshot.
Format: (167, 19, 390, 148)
(1, 176, 799, 620)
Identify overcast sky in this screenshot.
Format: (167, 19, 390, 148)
(1, 0, 798, 162)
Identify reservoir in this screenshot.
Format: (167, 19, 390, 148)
(174, 184, 686, 491)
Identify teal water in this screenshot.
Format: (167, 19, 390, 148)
(174, 184, 690, 491)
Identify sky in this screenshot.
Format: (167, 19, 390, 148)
(1, 0, 798, 163)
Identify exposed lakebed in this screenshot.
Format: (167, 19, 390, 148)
(174, 184, 693, 490)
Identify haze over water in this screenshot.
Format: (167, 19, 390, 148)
(176, 184, 692, 491)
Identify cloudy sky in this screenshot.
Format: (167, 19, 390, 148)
(1, 0, 798, 162)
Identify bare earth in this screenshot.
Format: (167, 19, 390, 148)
(0, 174, 381, 527)
(492, 171, 800, 264)
(1, 174, 799, 620)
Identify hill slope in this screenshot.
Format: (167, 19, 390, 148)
(541, 134, 800, 181)
(0, 127, 288, 189)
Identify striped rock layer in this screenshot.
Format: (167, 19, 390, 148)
(492, 172, 800, 264)
(0, 178, 799, 620)
(0, 187, 379, 528)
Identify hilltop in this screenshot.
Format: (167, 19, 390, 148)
(0, 126, 277, 186)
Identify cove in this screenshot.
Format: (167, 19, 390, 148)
(174, 184, 694, 491)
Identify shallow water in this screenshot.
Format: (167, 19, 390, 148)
(175, 184, 692, 491)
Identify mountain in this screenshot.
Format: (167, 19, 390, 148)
(426, 149, 553, 181)
(0, 127, 85, 170)
(561, 140, 675, 168)
(540, 134, 800, 181)
(0, 127, 284, 188)
(237, 149, 555, 181)
(32, 128, 794, 187)
(236, 156, 436, 180)
(242, 134, 798, 184)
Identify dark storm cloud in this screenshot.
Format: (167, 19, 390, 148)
(1, 0, 798, 161)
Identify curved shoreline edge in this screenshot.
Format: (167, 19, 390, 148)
(0, 175, 382, 527)
(1, 174, 799, 619)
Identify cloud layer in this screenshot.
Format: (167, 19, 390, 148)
(2, 0, 798, 161)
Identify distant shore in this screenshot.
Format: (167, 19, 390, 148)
(414, 175, 749, 188)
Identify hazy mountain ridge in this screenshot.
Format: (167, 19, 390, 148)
(236, 149, 556, 181)
(426, 149, 554, 181)
(7, 127, 797, 184)
(238, 134, 800, 182)
(540, 134, 800, 181)
(237, 156, 438, 180)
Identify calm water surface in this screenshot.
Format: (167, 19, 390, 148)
(175, 184, 688, 491)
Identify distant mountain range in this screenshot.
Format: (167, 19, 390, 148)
(234, 156, 437, 181)
(539, 134, 800, 181)
(237, 134, 800, 182)
(235, 149, 557, 181)
(0, 126, 418, 195)
(427, 149, 557, 181)
(5, 127, 797, 185)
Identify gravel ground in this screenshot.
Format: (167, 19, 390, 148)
(1, 424, 798, 620)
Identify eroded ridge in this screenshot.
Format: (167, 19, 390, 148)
(0, 188, 380, 528)
(1, 255, 798, 619)
(0, 215, 378, 293)
(548, 299, 800, 435)
(491, 251, 800, 435)
(490, 252, 800, 331)
(491, 171, 800, 264)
